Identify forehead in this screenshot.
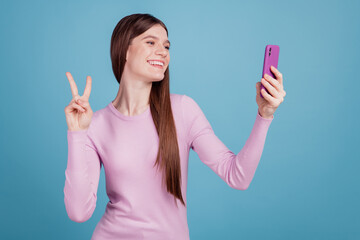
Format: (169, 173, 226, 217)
(137, 25, 168, 41)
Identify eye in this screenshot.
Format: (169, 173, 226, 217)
(147, 41, 170, 50)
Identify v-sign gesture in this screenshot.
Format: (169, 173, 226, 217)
(64, 72, 93, 131)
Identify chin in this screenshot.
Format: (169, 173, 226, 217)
(151, 77, 164, 82)
(148, 74, 165, 82)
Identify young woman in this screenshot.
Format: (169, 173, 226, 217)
(63, 13, 286, 240)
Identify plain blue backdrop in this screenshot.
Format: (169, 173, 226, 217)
(0, 0, 359, 239)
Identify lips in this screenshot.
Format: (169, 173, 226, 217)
(147, 59, 165, 65)
(147, 60, 164, 69)
(148, 63, 163, 69)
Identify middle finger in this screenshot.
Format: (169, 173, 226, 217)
(270, 66, 283, 85)
(264, 74, 282, 91)
(261, 77, 281, 99)
(83, 76, 92, 100)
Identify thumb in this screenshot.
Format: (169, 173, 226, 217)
(256, 82, 261, 95)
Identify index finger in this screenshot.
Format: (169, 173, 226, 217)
(270, 66, 283, 85)
(66, 72, 79, 98)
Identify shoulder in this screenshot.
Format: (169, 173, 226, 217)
(170, 93, 197, 107)
(170, 93, 200, 113)
(170, 94, 202, 137)
(170, 93, 183, 102)
(86, 104, 110, 133)
(169, 93, 184, 109)
(93, 105, 108, 121)
(179, 94, 202, 115)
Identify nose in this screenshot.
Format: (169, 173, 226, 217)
(155, 43, 168, 57)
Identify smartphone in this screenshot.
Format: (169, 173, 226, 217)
(261, 45, 280, 98)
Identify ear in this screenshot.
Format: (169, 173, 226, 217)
(125, 43, 133, 62)
(125, 46, 130, 62)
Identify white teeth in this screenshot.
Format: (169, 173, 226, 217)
(148, 60, 164, 66)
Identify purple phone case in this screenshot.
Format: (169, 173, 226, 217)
(261, 45, 280, 98)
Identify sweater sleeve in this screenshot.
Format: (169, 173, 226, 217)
(181, 95, 273, 190)
(63, 129, 101, 222)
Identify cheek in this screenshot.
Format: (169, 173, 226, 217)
(139, 46, 151, 56)
(131, 47, 147, 60)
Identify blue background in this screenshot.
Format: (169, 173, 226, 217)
(1, 0, 359, 239)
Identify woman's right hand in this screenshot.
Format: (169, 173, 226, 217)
(64, 72, 93, 131)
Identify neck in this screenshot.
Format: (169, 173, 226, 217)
(112, 77, 152, 117)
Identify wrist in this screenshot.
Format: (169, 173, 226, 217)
(258, 109, 273, 119)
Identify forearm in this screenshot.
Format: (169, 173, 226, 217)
(63, 130, 99, 223)
(230, 111, 273, 189)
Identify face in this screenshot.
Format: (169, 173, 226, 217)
(124, 24, 170, 82)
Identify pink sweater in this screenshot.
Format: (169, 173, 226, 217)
(64, 93, 273, 239)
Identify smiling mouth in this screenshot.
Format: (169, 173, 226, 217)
(148, 62, 164, 69)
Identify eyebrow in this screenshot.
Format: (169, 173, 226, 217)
(141, 35, 171, 46)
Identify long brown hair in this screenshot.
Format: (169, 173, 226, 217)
(110, 13, 185, 207)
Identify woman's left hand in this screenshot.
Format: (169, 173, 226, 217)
(255, 66, 286, 119)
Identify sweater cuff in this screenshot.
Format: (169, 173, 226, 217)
(257, 110, 274, 121)
(255, 110, 273, 130)
(67, 129, 88, 139)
